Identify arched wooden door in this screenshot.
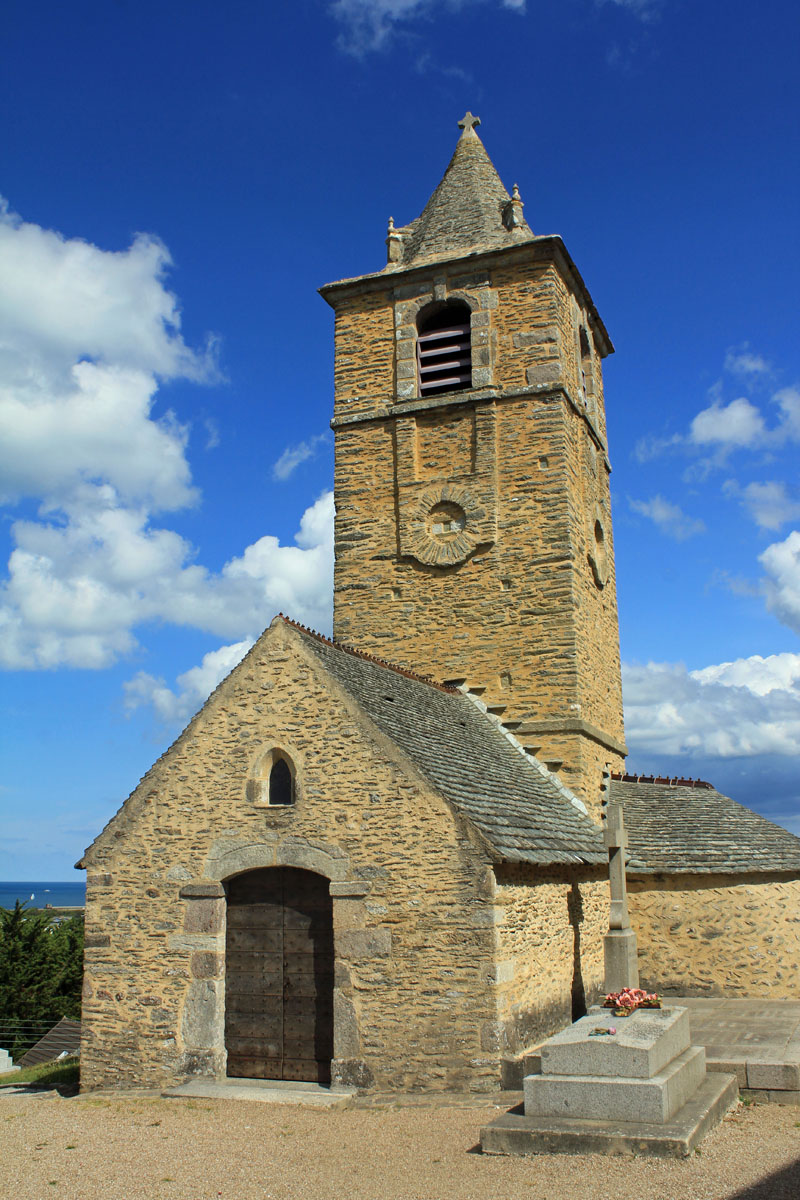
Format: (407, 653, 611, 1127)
(224, 867, 334, 1083)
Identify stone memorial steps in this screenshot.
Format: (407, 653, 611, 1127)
(482, 1005, 738, 1158)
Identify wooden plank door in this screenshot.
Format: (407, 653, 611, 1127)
(225, 867, 333, 1083)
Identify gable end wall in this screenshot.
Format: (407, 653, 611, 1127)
(80, 624, 505, 1093)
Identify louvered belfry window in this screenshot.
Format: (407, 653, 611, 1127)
(416, 301, 472, 396)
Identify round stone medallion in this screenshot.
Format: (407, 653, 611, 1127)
(405, 485, 485, 567)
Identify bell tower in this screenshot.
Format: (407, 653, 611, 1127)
(320, 114, 627, 813)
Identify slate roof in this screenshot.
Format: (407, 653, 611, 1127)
(391, 122, 535, 268)
(612, 777, 800, 875)
(17, 1017, 81, 1069)
(289, 621, 606, 867)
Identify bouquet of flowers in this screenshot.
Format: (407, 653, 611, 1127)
(602, 987, 661, 1016)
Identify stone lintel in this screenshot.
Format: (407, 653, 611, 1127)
(329, 881, 371, 898)
(515, 717, 628, 758)
(179, 882, 226, 899)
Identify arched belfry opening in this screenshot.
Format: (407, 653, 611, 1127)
(224, 867, 334, 1083)
(416, 300, 472, 396)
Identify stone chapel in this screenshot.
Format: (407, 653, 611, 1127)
(78, 115, 800, 1094)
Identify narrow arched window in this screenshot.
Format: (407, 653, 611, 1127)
(416, 301, 472, 396)
(579, 326, 593, 407)
(269, 757, 294, 806)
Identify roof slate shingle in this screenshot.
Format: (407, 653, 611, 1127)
(293, 623, 607, 867)
(392, 125, 535, 268)
(613, 778, 800, 875)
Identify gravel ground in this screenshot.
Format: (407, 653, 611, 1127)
(2, 1090, 799, 1200)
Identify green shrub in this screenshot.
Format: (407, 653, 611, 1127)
(0, 903, 84, 1059)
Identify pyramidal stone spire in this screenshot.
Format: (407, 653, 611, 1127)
(386, 113, 534, 269)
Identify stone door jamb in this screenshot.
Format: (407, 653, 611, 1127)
(175, 837, 375, 1087)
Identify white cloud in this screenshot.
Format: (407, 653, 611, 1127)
(760, 530, 800, 636)
(272, 433, 330, 482)
(635, 352, 800, 468)
(0, 488, 335, 669)
(330, 0, 655, 54)
(331, 0, 525, 54)
(724, 345, 772, 378)
(0, 361, 197, 512)
(0, 199, 216, 384)
(693, 652, 800, 696)
(632, 432, 682, 462)
(775, 386, 800, 441)
(726, 480, 800, 531)
(689, 386, 800, 458)
(628, 495, 705, 540)
(0, 197, 214, 515)
(0, 202, 334, 670)
(623, 655, 800, 759)
(125, 638, 255, 725)
(203, 418, 220, 450)
(600, 0, 659, 16)
(689, 396, 768, 453)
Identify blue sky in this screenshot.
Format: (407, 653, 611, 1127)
(2, 0, 799, 877)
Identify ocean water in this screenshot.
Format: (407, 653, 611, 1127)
(0, 881, 86, 910)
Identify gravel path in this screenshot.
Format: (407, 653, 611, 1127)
(2, 1090, 799, 1200)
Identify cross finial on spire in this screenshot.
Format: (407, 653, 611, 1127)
(458, 111, 481, 136)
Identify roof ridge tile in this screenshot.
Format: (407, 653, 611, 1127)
(278, 613, 459, 693)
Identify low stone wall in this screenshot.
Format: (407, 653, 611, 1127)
(628, 873, 800, 998)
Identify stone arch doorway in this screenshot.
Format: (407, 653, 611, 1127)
(224, 867, 334, 1084)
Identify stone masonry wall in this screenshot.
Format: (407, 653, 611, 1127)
(333, 288, 396, 415)
(329, 247, 625, 809)
(493, 864, 609, 1054)
(628, 874, 800, 999)
(81, 623, 503, 1093)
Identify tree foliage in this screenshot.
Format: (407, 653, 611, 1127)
(0, 903, 84, 1059)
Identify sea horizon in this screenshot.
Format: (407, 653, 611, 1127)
(0, 880, 86, 909)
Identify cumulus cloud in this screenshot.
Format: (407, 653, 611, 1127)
(0, 202, 334, 670)
(272, 433, 331, 482)
(688, 387, 800, 458)
(0, 488, 335, 669)
(724, 480, 800, 531)
(0, 362, 197, 512)
(125, 638, 256, 724)
(634, 341, 800, 470)
(760, 531, 800, 636)
(628, 495, 705, 540)
(775, 386, 800, 441)
(623, 654, 800, 759)
(0, 199, 215, 514)
(0, 199, 216, 384)
(688, 396, 769, 454)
